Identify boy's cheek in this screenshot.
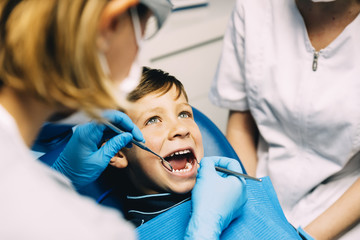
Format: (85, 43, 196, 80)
(196, 153, 203, 165)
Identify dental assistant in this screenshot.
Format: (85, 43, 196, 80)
(0, 0, 245, 239)
(210, 0, 360, 239)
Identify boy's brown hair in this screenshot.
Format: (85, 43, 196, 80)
(127, 67, 188, 103)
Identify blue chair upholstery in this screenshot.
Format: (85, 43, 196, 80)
(192, 107, 246, 173)
(33, 107, 245, 206)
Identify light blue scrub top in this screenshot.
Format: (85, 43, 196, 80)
(210, 0, 360, 238)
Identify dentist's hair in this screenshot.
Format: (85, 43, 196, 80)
(0, 0, 131, 116)
(127, 67, 189, 102)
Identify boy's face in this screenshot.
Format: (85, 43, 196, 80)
(123, 86, 203, 195)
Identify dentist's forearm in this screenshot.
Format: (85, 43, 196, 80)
(304, 178, 360, 239)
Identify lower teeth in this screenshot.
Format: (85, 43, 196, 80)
(172, 162, 192, 173)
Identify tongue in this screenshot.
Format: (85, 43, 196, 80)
(167, 156, 187, 170)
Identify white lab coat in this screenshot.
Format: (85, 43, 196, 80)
(0, 104, 136, 239)
(210, 0, 360, 238)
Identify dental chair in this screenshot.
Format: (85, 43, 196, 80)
(32, 108, 307, 240)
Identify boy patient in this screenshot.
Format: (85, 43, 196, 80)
(101, 67, 214, 226)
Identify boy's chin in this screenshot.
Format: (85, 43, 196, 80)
(169, 182, 196, 195)
(171, 189, 191, 195)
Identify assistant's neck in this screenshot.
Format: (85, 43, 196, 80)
(0, 87, 54, 147)
(296, 0, 360, 50)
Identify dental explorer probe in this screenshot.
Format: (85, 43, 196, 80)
(215, 167, 262, 182)
(102, 120, 174, 171)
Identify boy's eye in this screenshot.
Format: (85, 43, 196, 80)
(145, 116, 160, 125)
(179, 111, 192, 119)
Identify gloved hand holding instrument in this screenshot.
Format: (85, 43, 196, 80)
(185, 156, 248, 240)
(52, 110, 144, 189)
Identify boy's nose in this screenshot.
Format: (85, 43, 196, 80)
(168, 121, 190, 140)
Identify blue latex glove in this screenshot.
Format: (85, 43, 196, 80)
(52, 110, 144, 189)
(185, 156, 247, 240)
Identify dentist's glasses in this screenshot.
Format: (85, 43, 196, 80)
(130, 4, 160, 46)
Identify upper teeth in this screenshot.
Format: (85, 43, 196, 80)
(168, 149, 191, 158)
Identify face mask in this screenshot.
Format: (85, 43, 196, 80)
(97, 50, 143, 104)
(97, 6, 146, 104)
(117, 54, 143, 98)
(117, 6, 145, 98)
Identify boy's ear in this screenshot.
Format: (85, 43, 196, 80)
(109, 151, 129, 169)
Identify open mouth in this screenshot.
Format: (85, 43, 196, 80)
(164, 149, 197, 173)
